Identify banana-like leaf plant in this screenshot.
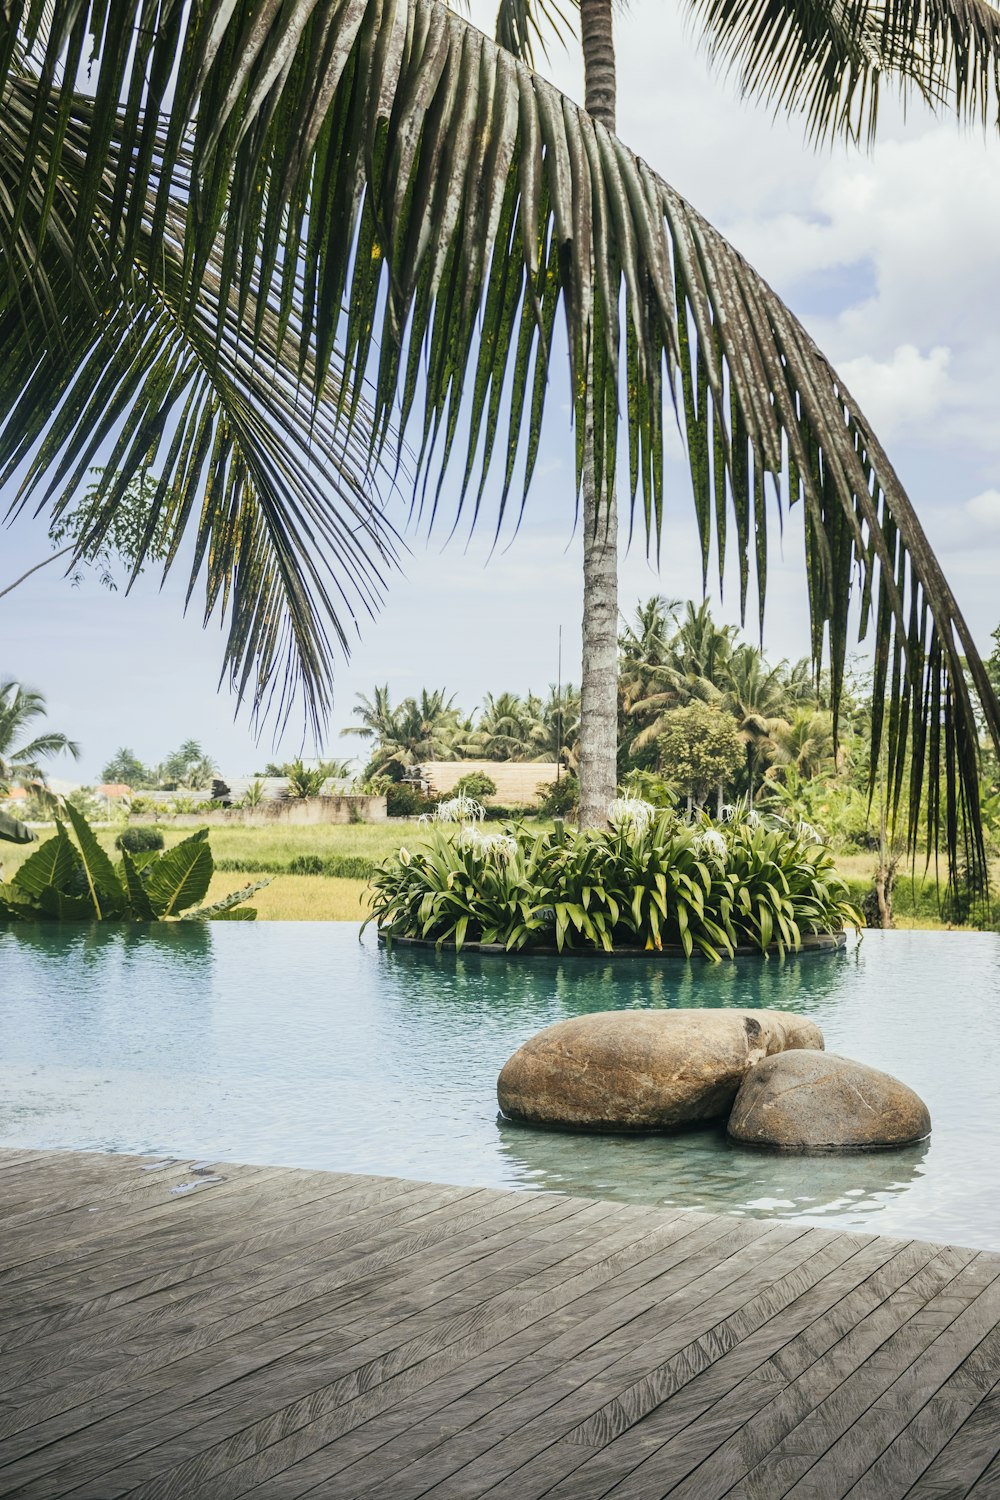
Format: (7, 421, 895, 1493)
(3, 0, 999, 883)
(0, 808, 35, 845)
(0, 804, 268, 922)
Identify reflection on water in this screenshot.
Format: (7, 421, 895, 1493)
(0, 924, 998, 1249)
(496, 1115, 930, 1229)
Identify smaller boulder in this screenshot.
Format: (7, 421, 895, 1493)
(728, 1050, 930, 1151)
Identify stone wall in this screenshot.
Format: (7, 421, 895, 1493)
(130, 795, 387, 827)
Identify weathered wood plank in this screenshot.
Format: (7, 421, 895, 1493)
(0, 1149, 996, 1500)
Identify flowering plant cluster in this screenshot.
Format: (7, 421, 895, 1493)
(367, 807, 862, 958)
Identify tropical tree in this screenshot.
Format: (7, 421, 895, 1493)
(723, 643, 794, 807)
(343, 687, 462, 777)
(0, 682, 79, 792)
(4, 0, 1000, 882)
(466, 692, 539, 759)
(158, 741, 216, 790)
(768, 707, 844, 781)
(528, 684, 582, 766)
(658, 701, 745, 813)
(101, 748, 151, 788)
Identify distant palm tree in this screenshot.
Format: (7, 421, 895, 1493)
(0, 682, 79, 792)
(528, 685, 582, 767)
(467, 692, 539, 760)
(769, 708, 843, 781)
(723, 645, 794, 808)
(343, 687, 461, 777)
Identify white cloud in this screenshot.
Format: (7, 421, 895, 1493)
(836, 344, 952, 437)
(964, 489, 1000, 528)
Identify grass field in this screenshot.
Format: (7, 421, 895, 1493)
(1, 818, 993, 927)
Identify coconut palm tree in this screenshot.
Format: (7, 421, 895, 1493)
(0, 681, 79, 792)
(466, 691, 538, 759)
(769, 707, 844, 780)
(4, 0, 1000, 879)
(343, 686, 462, 777)
(723, 643, 794, 807)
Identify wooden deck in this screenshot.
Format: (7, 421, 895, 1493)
(1, 1150, 999, 1498)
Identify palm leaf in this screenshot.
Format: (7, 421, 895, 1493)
(3, 0, 999, 882)
(143, 831, 214, 917)
(684, 0, 1000, 146)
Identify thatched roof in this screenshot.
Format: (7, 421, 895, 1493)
(417, 761, 560, 805)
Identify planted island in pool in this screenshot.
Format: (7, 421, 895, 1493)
(367, 800, 862, 958)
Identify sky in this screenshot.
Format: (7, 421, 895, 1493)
(4, 0, 1000, 782)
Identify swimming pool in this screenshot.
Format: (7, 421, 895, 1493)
(1, 924, 997, 1248)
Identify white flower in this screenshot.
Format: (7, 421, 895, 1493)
(796, 819, 824, 844)
(607, 796, 656, 834)
(434, 794, 486, 823)
(455, 827, 518, 861)
(694, 829, 727, 859)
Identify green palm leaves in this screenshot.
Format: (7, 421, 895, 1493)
(3, 0, 999, 877)
(687, 0, 1000, 145)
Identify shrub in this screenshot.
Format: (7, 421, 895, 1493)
(115, 826, 165, 854)
(366, 812, 862, 958)
(453, 771, 497, 801)
(536, 773, 578, 818)
(288, 854, 325, 875)
(386, 783, 435, 818)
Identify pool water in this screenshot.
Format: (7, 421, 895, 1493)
(1, 924, 997, 1249)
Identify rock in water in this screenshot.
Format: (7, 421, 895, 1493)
(727, 1050, 930, 1150)
(496, 1010, 824, 1131)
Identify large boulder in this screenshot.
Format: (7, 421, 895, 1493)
(496, 1009, 824, 1131)
(727, 1049, 930, 1150)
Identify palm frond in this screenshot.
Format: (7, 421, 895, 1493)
(684, 0, 1000, 145)
(0, 73, 400, 733)
(3, 0, 998, 878)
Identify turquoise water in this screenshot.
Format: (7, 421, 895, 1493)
(0, 924, 997, 1248)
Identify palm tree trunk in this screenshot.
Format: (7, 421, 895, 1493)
(577, 0, 619, 830)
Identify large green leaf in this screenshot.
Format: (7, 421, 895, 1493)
(61, 803, 126, 918)
(120, 848, 157, 921)
(182, 878, 271, 921)
(11, 825, 82, 900)
(0, 808, 35, 844)
(3, 0, 999, 881)
(144, 831, 214, 917)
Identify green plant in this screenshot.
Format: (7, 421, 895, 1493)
(0, 804, 268, 922)
(454, 772, 498, 801)
(537, 774, 579, 819)
(242, 779, 266, 810)
(659, 704, 744, 812)
(386, 784, 435, 818)
(0, 809, 35, 845)
(367, 813, 862, 958)
(283, 759, 325, 798)
(115, 826, 165, 854)
(288, 854, 325, 875)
